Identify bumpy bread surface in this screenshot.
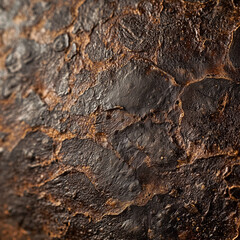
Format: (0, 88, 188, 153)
(0, 0, 240, 239)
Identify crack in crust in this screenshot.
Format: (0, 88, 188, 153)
(0, 0, 240, 239)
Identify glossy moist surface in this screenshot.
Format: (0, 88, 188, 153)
(0, 0, 240, 239)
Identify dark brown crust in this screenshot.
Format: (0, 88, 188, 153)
(0, 0, 240, 239)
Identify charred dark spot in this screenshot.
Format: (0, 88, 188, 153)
(229, 27, 240, 68)
(230, 187, 240, 200)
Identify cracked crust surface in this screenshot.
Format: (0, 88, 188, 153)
(0, 0, 240, 239)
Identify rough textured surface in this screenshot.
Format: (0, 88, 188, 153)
(0, 0, 240, 239)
